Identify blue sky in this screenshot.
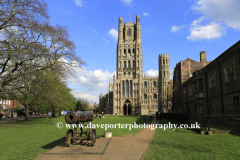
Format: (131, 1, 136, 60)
(46, 0, 240, 104)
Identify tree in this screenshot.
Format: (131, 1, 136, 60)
(30, 70, 76, 118)
(0, 0, 85, 120)
(0, 0, 48, 31)
(93, 102, 98, 110)
(76, 98, 90, 111)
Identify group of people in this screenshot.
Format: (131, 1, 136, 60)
(95, 112, 105, 119)
(149, 111, 162, 121)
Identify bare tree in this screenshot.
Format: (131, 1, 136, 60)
(0, 0, 48, 31)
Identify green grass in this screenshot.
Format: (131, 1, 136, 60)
(144, 119, 240, 160)
(0, 115, 150, 160)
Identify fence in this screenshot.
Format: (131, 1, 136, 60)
(163, 113, 240, 133)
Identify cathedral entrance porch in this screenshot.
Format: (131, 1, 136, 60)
(123, 99, 132, 115)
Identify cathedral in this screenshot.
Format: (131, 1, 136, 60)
(99, 15, 170, 115)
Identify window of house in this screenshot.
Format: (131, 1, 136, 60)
(183, 88, 186, 96)
(233, 96, 239, 107)
(133, 72, 135, 79)
(133, 61, 135, 68)
(194, 81, 197, 91)
(144, 94, 147, 99)
(209, 100, 213, 109)
(225, 62, 234, 82)
(189, 85, 192, 95)
(128, 61, 131, 68)
(163, 59, 165, 65)
(198, 79, 203, 92)
(124, 49, 126, 54)
(133, 49, 135, 54)
(144, 82, 147, 88)
(128, 49, 131, 54)
(124, 72, 126, 76)
(127, 28, 131, 37)
(124, 61, 126, 68)
(209, 72, 216, 88)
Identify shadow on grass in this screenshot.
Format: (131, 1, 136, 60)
(133, 115, 151, 125)
(41, 138, 65, 149)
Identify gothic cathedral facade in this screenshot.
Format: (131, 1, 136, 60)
(99, 15, 170, 115)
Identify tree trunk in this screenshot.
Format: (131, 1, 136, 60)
(45, 110, 48, 118)
(52, 108, 55, 117)
(25, 104, 30, 121)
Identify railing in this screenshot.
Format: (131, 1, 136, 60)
(202, 115, 240, 132)
(163, 113, 240, 133)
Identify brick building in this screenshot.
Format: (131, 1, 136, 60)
(173, 40, 240, 115)
(0, 99, 21, 109)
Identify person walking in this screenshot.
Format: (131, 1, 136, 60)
(8, 112, 10, 120)
(159, 111, 162, 120)
(156, 111, 159, 120)
(149, 111, 153, 121)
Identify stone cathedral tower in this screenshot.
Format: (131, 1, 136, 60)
(99, 15, 160, 115)
(112, 15, 143, 115)
(158, 53, 170, 112)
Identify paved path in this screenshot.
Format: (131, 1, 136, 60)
(0, 115, 51, 124)
(36, 119, 159, 160)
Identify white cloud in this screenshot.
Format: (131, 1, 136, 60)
(144, 69, 173, 80)
(170, 69, 173, 80)
(192, 0, 240, 30)
(187, 17, 224, 41)
(108, 28, 118, 41)
(143, 12, 150, 17)
(102, 38, 109, 43)
(144, 69, 158, 77)
(121, 0, 133, 5)
(171, 25, 183, 32)
(73, 0, 83, 7)
(70, 90, 98, 103)
(67, 67, 114, 89)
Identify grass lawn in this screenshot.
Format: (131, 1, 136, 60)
(0, 115, 150, 160)
(144, 119, 240, 160)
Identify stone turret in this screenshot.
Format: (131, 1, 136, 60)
(158, 53, 170, 112)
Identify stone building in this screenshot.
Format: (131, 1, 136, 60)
(172, 51, 211, 113)
(159, 53, 170, 113)
(167, 80, 173, 113)
(99, 15, 171, 115)
(173, 40, 240, 115)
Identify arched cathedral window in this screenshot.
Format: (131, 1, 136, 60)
(126, 80, 129, 97)
(154, 94, 157, 99)
(153, 81, 156, 87)
(144, 82, 147, 88)
(127, 28, 131, 37)
(122, 81, 125, 97)
(130, 80, 132, 97)
(144, 94, 147, 99)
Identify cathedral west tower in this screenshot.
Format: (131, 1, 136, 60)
(100, 15, 161, 115)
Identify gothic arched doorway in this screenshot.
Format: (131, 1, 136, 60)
(128, 104, 131, 115)
(124, 104, 127, 115)
(123, 99, 132, 115)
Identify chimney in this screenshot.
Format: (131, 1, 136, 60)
(200, 51, 206, 62)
